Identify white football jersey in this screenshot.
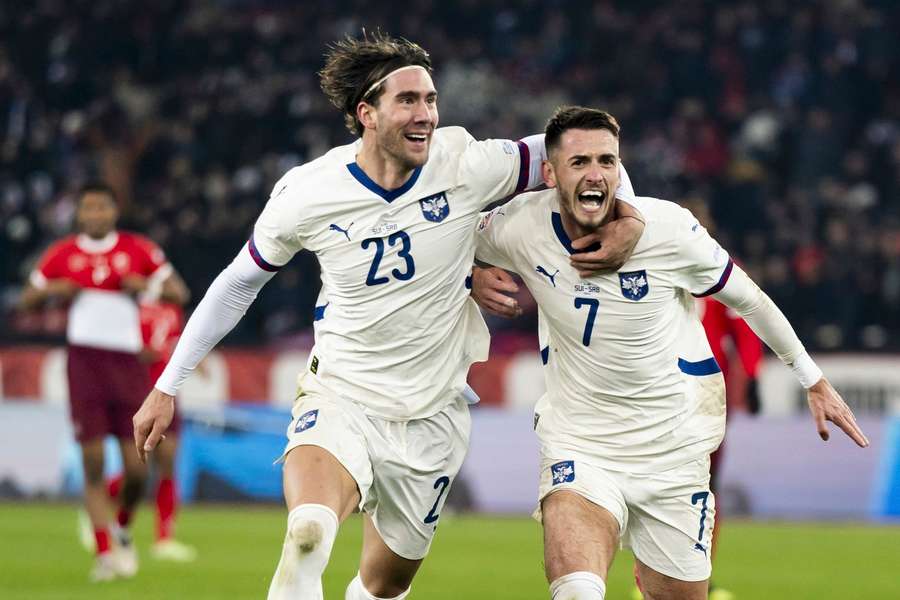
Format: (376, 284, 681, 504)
(251, 126, 532, 420)
(476, 190, 730, 472)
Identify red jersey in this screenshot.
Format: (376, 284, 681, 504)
(139, 301, 185, 382)
(30, 231, 170, 353)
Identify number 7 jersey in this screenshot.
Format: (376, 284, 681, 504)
(476, 190, 731, 472)
(251, 127, 531, 420)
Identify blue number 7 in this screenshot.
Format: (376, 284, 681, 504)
(574, 297, 599, 346)
(691, 491, 711, 555)
(424, 476, 451, 524)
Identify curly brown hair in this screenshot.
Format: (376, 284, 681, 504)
(319, 30, 433, 136)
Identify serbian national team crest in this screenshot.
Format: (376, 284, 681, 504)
(550, 460, 575, 485)
(619, 270, 649, 301)
(419, 192, 450, 223)
(294, 409, 319, 433)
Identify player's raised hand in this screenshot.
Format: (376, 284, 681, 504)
(471, 266, 522, 318)
(569, 210, 644, 277)
(807, 378, 869, 448)
(133, 388, 175, 463)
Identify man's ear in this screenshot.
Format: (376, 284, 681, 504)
(357, 101, 377, 131)
(542, 160, 557, 188)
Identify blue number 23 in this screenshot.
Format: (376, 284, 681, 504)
(362, 230, 416, 286)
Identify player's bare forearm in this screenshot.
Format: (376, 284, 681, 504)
(133, 388, 175, 463)
(807, 378, 869, 448)
(20, 279, 79, 310)
(160, 271, 191, 305)
(471, 266, 522, 318)
(569, 202, 644, 276)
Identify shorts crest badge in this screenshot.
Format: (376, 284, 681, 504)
(550, 460, 575, 485)
(294, 409, 319, 433)
(419, 192, 450, 223)
(619, 270, 649, 301)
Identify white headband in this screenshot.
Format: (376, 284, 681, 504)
(363, 65, 428, 98)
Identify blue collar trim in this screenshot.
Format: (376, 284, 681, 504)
(346, 162, 422, 203)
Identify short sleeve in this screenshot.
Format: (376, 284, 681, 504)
(460, 133, 528, 208)
(474, 206, 518, 273)
(672, 210, 733, 296)
(133, 236, 168, 276)
(250, 177, 304, 270)
(30, 241, 69, 287)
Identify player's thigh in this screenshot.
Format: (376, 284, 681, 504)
(624, 458, 714, 584)
(66, 346, 111, 442)
(359, 513, 423, 598)
(281, 392, 371, 521)
(541, 490, 620, 582)
(365, 396, 471, 563)
(634, 558, 708, 600)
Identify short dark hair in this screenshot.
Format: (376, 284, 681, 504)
(545, 106, 620, 155)
(77, 182, 117, 204)
(319, 30, 433, 136)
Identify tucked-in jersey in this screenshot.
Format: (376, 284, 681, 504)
(476, 191, 731, 472)
(250, 126, 534, 420)
(30, 232, 170, 353)
(140, 301, 185, 382)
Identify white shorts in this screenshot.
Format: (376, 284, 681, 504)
(535, 454, 715, 582)
(280, 373, 471, 560)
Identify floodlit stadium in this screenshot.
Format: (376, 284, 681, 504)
(1, 2, 899, 599)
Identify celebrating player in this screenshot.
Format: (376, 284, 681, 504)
(20, 182, 188, 582)
(472, 106, 868, 600)
(132, 32, 645, 600)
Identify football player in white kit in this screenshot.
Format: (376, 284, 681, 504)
(132, 35, 646, 599)
(473, 106, 869, 600)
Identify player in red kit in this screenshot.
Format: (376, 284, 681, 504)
(20, 183, 189, 581)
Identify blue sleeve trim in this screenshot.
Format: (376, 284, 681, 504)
(248, 236, 281, 272)
(515, 140, 530, 193)
(540, 346, 550, 365)
(693, 258, 734, 298)
(677, 357, 721, 376)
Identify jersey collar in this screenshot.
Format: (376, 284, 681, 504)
(346, 162, 423, 203)
(551, 212, 601, 255)
(75, 231, 119, 254)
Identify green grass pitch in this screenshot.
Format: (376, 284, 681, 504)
(1, 503, 897, 599)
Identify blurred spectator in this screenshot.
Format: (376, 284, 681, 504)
(1, 0, 898, 349)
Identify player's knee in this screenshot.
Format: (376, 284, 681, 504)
(345, 573, 410, 600)
(549, 571, 606, 600)
(284, 504, 338, 566)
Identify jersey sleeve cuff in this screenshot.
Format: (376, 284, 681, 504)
(790, 351, 823, 389)
(693, 258, 734, 297)
(248, 236, 283, 272)
(29, 271, 48, 289)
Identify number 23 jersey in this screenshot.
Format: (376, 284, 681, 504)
(251, 127, 531, 420)
(476, 190, 730, 472)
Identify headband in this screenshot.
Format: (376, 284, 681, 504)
(363, 65, 428, 99)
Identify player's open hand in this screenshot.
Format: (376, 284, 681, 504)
(807, 378, 869, 448)
(569, 210, 644, 277)
(471, 266, 522, 318)
(133, 388, 175, 463)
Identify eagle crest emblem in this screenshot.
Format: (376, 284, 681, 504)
(619, 270, 649, 301)
(419, 192, 450, 223)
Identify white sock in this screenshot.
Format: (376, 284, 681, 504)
(345, 572, 410, 600)
(549, 571, 606, 600)
(267, 504, 339, 600)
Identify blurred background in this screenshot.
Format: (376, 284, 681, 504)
(1, 1, 899, 598)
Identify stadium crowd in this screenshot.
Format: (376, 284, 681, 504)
(1, 0, 898, 349)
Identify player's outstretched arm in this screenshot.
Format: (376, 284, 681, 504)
(132, 244, 278, 460)
(712, 264, 869, 448)
(471, 266, 522, 318)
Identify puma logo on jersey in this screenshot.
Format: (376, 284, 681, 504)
(329, 222, 353, 241)
(536, 265, 559, 287)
